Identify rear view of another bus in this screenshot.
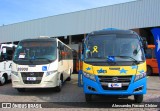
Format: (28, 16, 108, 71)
(146, 45, 158, 75)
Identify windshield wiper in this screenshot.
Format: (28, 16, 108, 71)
(35, 57, 52, 62)
(115, 56, 140, 64)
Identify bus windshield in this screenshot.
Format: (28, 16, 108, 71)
(85, 34, 145, 63)
(13, 40, 57, 65)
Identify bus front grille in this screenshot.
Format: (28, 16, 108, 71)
(21, 72, 44, 84)
(98, 76, 132, 90)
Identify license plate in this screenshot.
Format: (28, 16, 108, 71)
(108, 83, 122, 88)
(27, 77, 36, 81)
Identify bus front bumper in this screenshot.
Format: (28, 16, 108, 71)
(11, 73, 59, 88)
(83, 76, 147, 95)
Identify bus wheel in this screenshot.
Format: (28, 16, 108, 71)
(55, 75, 63, 92)
(0, 75, 6, 86)
(134, 95, 143, 103)
(17, 88, 25, 92)
(147, 66, 152, 76)
(85, 94, 92, 102)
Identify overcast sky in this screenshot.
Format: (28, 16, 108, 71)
(0, 0, 135, 25)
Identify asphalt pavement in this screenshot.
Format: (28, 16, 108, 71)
(0, 74, 160, 110)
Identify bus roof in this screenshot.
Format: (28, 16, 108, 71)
(19, 38, 72, 49)
(88, 29, 137, 36)
(20, 38, 57, 42)
(0, 44, 17, 49)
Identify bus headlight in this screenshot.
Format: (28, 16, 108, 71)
(134, 72, 146, 82)
(83, 72, 96, 81)
(46, 70, 57, 77)
(11, 71, 18, 76)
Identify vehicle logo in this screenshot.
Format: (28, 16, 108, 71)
(112, 77, 118, 82)
(30, 72, 34, 76)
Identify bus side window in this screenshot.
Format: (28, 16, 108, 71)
(58, 42, 63, 61)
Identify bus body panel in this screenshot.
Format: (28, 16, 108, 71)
(57, 59, 73, 81)
(12, 72, 59, 88)
(83, 62, 146, 75)
(82, 62, 147, 95)
(83, 76, 147, 95)
(12, 60, 59, 88)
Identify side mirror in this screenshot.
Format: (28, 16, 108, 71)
(141, 37, 148, 52)
(12, 46, 16, 52)
(142, 41, 148, 53)
(81, 54, 84, 61)
(133, 49, 138, 55)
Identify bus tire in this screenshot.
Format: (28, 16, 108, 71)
(55, 75, 63, 92)
(85, 94, 92, 102)
(147, 66, 152, 76)
(134, 95, 143, 103)
(17, 88, 25, 92)
(0, 74, 7, 86)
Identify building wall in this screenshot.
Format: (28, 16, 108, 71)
(0, 0, 160, 43)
